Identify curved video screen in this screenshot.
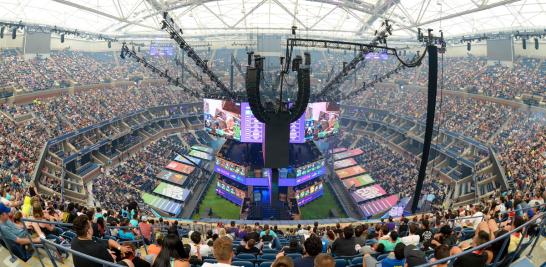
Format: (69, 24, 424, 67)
(204, 99, 241, 140)
(295, 181, 324, 206)
(304, 102, 340, 141)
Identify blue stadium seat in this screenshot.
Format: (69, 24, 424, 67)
(286, 253, 302, 261)
(232, 261, 254, 267)
(351, 257, 363, 265)
(235, 253, 257, 261)
(377, 253, 389, 261)
(260, 254, 277, 261)
(335, 258, 347, 267)
(262, 248, 278, 254)
(260, 262, 273, 267)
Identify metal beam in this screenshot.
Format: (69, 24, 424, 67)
(231, 0, 268, 28)
(357, 0, 400, 34)
(202, 3, 231, 28)
(309, 6, 338, 29)
(306, 0, 374, 14)
(396, 0, 523, 30)
(272, 0, 308, 29)
(51, 0, 156, 30)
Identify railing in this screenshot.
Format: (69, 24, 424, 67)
(40, 239, 126, 267)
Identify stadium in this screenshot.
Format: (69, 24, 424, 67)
(0, 0, 545, 266)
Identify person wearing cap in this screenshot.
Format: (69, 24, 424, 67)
(403, 244, 427, 267)
(0, 203, 43, 245)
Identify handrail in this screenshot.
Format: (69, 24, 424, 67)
(21, 218, 74, 227)
(416, 211, 545, 267)
(40, 238, 126, 267)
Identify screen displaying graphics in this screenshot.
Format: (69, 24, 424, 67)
(216, 180, 246, 205)
(174, 155, 202, 166)
(333, 148, 363, 160)
(332, 147, 347, 154)
(304, 102, 340, 141)
(295, 182, 323, 206)
(351, 184, 387, 203)
(278, 165, 326, 186)
(165, 161, 195, 175)
(342, 174, 375, 189)
(296, 159, 325, 177)
(359, 195, 399, 217)
(153, 182, 191, 202)
(216, 158, 247, 177)
(204, 99, 241, 140)
(335, 165, 367, 179)
(334, 158, 358, 170)
(240, 102, 305, 143)
(214, 163, 270, 186)
(189, 150, 214, 160)
(142, 193, 182, 215)
(240, 102, 265, 143)
(156, 170, 187, 186)
(191, 145, 214, 154)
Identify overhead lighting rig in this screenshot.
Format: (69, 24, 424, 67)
(120, 43, 204, 98)
(161, 12, 236, 100)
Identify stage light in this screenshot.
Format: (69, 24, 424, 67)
(534, 38, 539, 50)
(291, 26, 297, 35)
(467, 42, 471, 51)
(522, 39, 526, 50)
(60, 34, 65, 43)
(12, 28, 16, 39)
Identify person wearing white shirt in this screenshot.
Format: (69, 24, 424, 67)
(400, 224, 420, 246)
(470, 206, 484, 229)
(202, 236, 239, 267)
(189, 231, 212, 258)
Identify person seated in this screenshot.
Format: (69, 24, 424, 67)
(400, 224, 420, 246)
(314, 253, 335, 267)
(148, 232, 163, 257)
(189, 231, 212, 258)
(378, 231, 401, 252)
(452, 231, 491, 267)
(292, 235, 322, 267)
(381, 243, 406, 267)
(331, 226, 358, 256)
(71, 215, 132, 267)
(281, 239, 304, 254)
(152, 234, 190, 267)
(235, 238, 260, 255)
(0, 204, 43, 261)
(202, 236, 238, 267)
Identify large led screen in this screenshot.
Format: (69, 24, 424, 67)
(216, 179, 246, 205)
(304, 102, 340, 141)
(334, 158, 358, 170)
(240, 102, 305, 143)
(351, 184, 386, 203)
(333, 148, 363, 160)
(153, 182, 191, 202)
(156, 170, 187, 186)
(174, 155, 202, 165)
(204, 99, 241, 140)
(342, 174, 375, 189)
(165, 161, 195, 175)
(335, 165, 367, 179)
(295, 182, 323, 206)
(189, 150, 214, 160)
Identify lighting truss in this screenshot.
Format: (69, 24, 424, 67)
(120, 43, 204, 98)
(162, 12, 236, 99)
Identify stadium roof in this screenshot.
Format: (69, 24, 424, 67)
(1, 0, 545, 40)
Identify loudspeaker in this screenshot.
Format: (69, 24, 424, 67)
(522, 39, 526, 50)
(535, 38, 539, 50)
(108, 41, 112, 48)
(60, 34, 64, 43)
(467, 42, 471, 51)
(0, 26, 4, 39)
(12, 28, 16, 39)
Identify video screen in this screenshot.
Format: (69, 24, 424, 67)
(216, 158, 247, 177)
(149, 42, 175, 56)
(240, 102, 305, 143)
(191, 145, 214, 154)
(335, 165, 367, 179)
(295, 182, 324, 206)
(174, 155, 202, 166)
(333, 148, 363, 160)
(156, 170, 187, 186)
(351, 184, 387, 203)
(342, 174, 375, 189)
(296, 159, 325, 177)
(189, 150, 214, 160)
(204, 99, 241, 140)
(216, 179, 246, 200)
(334, 158, 358, 170)
(153, 182, 191, 202)
(165, 161, 196, 175)
(304, 102, 340, 141)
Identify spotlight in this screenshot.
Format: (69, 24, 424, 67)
(60, 33, 65, 43)
(12, 28, 16, 39)
(291, 26, 297, 35)
(522, 39, 526, 50)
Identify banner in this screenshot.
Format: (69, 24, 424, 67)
(335, 165, 367, 179)
(333, 148, 363, 160)
(334, 158, 358, 169)
(351, 184, 386, 203)
(165, 161, 196, 175)
(342, 174, 375, 189)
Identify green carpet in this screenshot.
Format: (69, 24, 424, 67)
(300, 183, 347, 220)
(192, 176, 241, 220)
